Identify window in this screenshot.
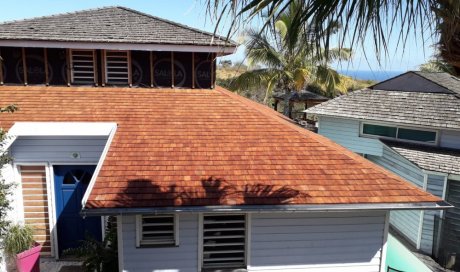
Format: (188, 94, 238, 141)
(70, 49, 96, 85)
(362, 124, 397, 137)
(397, 128, 436, 143)
(136, 214, 178, 247)
(361, 123, 437, 144)
(201, 214, 247, 270)
(104, 50, 130, 85)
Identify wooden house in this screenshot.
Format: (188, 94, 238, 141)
(0, 9, 449, 272)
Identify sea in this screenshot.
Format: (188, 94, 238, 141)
(338, 70, 404, 82)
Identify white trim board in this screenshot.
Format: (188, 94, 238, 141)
(0, 40, 237, 55)
(8, 122, 116, 137)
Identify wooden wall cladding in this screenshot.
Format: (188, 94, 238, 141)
(19, 165, 52, 256)
(0, 47, 216, 89)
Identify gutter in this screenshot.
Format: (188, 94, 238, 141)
(81, 201, 452, 217)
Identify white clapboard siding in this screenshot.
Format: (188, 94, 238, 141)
(248, 212, 386, 272)
(121, 214, 198, 272)
(420, 174, 445, 254)
(317, 116, 383, 156)
(367, 145, 424, 246)
(440, 130, 460, 149)
(10, 136, 107, 163)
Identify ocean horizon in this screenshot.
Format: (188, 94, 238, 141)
(338, 70, 405, 82)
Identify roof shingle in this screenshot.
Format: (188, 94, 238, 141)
(382, 140, 460, 175)
(306, 89, 460, 129)
(0, 6, 236, 47)
(0, 86, 440, 209)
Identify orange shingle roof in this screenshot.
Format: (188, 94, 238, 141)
(0, 86, 440, 209)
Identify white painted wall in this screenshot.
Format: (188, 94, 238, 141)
(420, 174, 446, 254)
(367, 146, 425, 247)
(440, 130, 460, 149)
(10, 136, 106, 163)
(120, 211, 388, 272)
(318, 116, 383, 156)
(120, 214, 199, 272)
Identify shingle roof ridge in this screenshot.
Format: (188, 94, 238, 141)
(413, 70, 460, 95)
(0, 6, 117, 25)
(214, 86, 440, 201)
(116, 6, 238, 46)
(305, 88, 367, 113)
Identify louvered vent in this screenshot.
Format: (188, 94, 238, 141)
(70, 50, 96, 85)
(202, 214, 246, 269)
(137, 215, 177, 246)
(105, 50, 129, 85)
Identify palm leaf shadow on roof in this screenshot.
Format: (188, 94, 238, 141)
(116, 176, 306, 207)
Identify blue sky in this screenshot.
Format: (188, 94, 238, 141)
(0, 0, 436, 72)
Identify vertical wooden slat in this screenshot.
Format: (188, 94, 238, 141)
(22, 47, 28, 86)
(171, 52, 175, 88)
(0, 48, 3, 85)
(101, 50, 106, 87)
(192, 52, 195, 89)
(43, 48, 49, 86)
(66, 49, 71, 86)
(93, 50, 98, 86)
(210, 53, 215, 89)
(128, 50, 132, 87)
(150, 51, 154, 88)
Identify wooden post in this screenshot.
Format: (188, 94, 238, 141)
(44, 48, 49, 86)
(150, 51, 154, 88)
(303, 102, 308, 120)
(66, 49, 71, 86)
(101, 50, 106, 87)
(93, 50, 98, 86)
(0, 48, 3, 85)
(127, 50, 132, 87)
(210, 53, 215, 89)
(192, 52, 195, 89)
(171, 52, 174, 88)
(22, 48, 28, 86)
(274, 100, 279, 111)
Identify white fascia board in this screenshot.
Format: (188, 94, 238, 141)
(0, 40, 237, 55)
(8, 122, 116, 137)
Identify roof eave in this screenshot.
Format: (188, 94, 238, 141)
(81, 201, 452, 216)
(0, 39, 237, 55)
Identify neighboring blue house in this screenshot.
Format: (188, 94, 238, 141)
(306, 71, 460, 270)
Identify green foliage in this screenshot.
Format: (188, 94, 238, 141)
(3, 224, 34, 257)
(0, 105, 18, 240)
(228, 0, 352, 105)
(64, 217, 118, 272)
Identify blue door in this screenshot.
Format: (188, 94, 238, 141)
(54, 165, 102, 256)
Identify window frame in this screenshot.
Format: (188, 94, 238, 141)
(359, 122, 439, 145)
(199, 213, 249, 271)
(135, 214, 179, 248)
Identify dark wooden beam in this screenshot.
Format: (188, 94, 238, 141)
(0, 48, 3, 85)
(171, 52, 175, 88)
(128, 50, 132, 87)
(150, 51, 154, 87)
(192, 52, 195, 89)
(93, 50, 98, 86)
(44, 48, 49, 86)
(66, 49, 71, 86)
(101, 50, 106, 87)
(22, 48, 28, 85)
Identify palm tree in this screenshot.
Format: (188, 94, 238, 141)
(207, 0, 460, 76)
(230, 2, 351, 117)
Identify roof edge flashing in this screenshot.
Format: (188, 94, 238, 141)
(81, 201, 451, 216)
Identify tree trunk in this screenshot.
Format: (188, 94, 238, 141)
(283, 90, 295, 118)
(437, 0, 460, 76)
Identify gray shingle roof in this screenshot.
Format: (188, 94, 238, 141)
(382, 140, 460, 175)
(0, 6, 237, 47)
(414, 71, 460, 95)
(273, 90, 329, 101)
(305, 89, 460, 129)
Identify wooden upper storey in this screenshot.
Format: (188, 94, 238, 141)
(0, 7, 237, 88)
(0, 47, 217, 88)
